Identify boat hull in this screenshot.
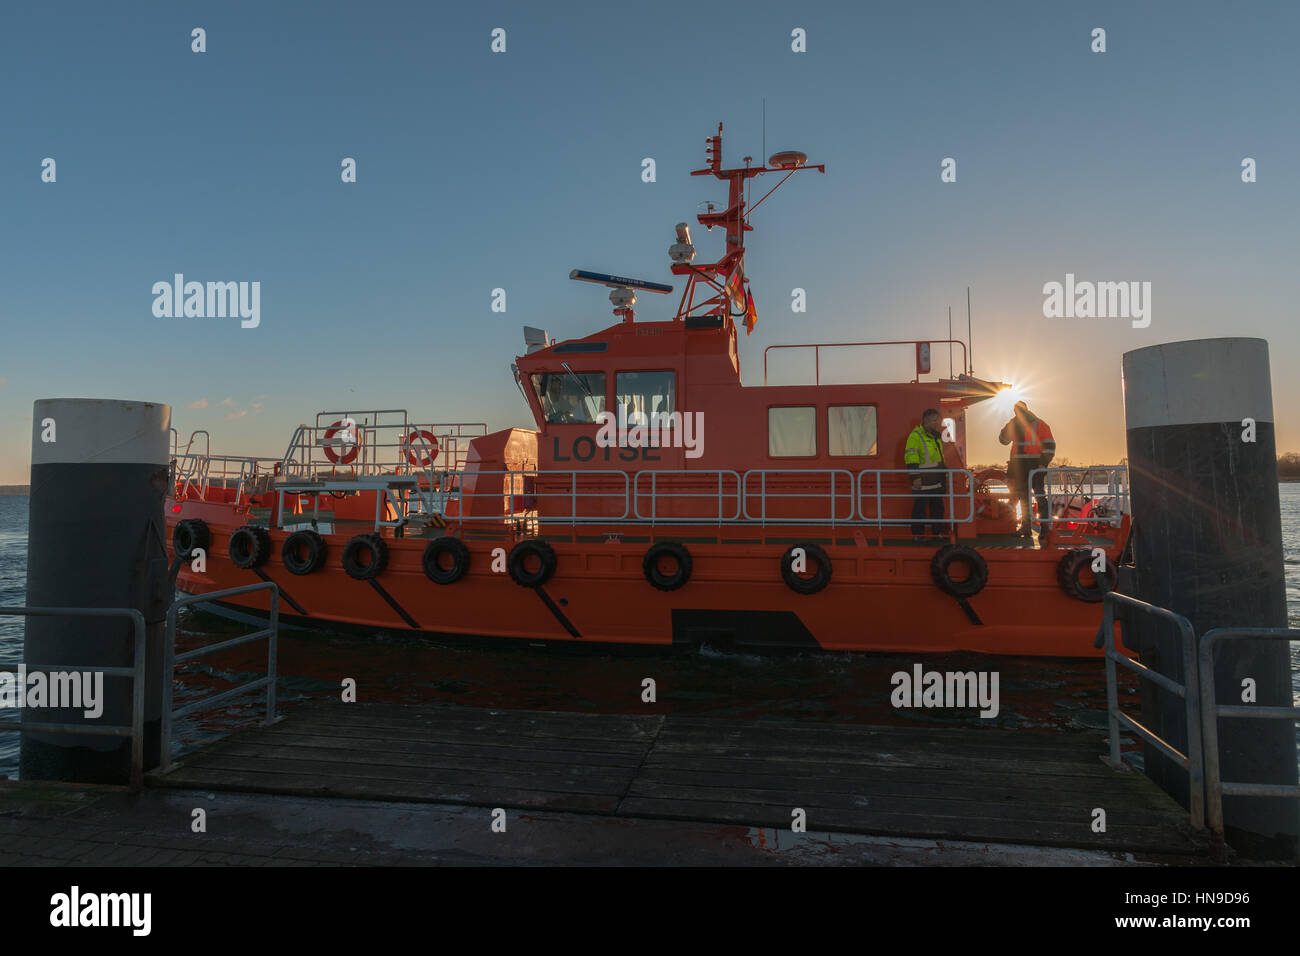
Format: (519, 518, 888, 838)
(168, 501, 1121, 658)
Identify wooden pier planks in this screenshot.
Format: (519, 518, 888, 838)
(621, 716, 1195, 852)
(148, 701, 1205, 855)
(156, 703, 659, 813)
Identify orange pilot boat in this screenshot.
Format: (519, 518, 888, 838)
(166, 124, 1131, 656)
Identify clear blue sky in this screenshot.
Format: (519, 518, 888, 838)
(2, 0, 1298, 481)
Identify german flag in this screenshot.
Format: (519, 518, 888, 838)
(723, 266, 745, 314)
(743, 289, 758, 335)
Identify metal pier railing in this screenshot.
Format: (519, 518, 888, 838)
(0, 586, 282, 786)
(1102, 595, 1300, 852)
(1198, 627, 1300, 843)
(0, 605, 148, 789)
(1100, 592, 1204, 830)
(161, 582, 280, 773)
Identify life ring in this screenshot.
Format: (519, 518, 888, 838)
(423, 537, 470, 584)
(507, 539, 557, 588)
(1057, 548, 1116, 602)
(403, 430, 440, 467)
(282, 529, 326, 575)
(780, 543, 831, 595)
(931, 544, 987, 598)
(322, 419, 360, 465)
(173, 518, 210, 561)
(342, 533, 388, 580)
(229, 525, 271, 569)
(643, 542, 692, 591)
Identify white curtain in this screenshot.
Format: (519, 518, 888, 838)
(828, 405, 877, 456)
(768, 407, 817, 457)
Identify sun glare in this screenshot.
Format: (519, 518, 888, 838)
(992, 383, 1027, 416)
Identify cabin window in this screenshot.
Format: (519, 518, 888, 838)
(531, 372, 606, 424)
(768, 406, 817, 457)
(828, 405, 878, 456)
(615, 371, 675, 423)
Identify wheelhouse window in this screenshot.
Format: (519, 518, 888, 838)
(828, 405, 878, 456)
(615, 371, 675, 422)
(531, 372, 606, 424)
(768, 406, 817, 457)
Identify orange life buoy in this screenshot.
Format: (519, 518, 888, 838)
(403, 429, 440, 467)
(323, 419, 360, 465)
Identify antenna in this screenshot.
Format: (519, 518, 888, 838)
(762, 98, 766, 166)
(671, 122, 824, 325)
(570, 269, 673, 324)
(966, 286, 973, 373)
(569, 270, 672, 294)
(948, 306, 953, 377)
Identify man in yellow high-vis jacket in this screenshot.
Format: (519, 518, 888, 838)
(905, 408, 947, 539)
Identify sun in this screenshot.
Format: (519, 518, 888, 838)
(992, 382, 1028, 417)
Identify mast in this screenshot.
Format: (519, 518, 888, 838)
(670, 123, 824, 328)
(966, 286, 973, 373)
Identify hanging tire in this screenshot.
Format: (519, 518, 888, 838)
(342, 533, 388, 580)
(423, 537, 470, 584)
(780, 543, 832, 595)
(173, 518, 210, 561)
(643, 542, 692, 591)
(507, 539, 556, 588)
(282, 529, 326, 575)
(1057, 548, 1115, 602)
(228, 525, 271, 570)
(931, 544, 987, 598)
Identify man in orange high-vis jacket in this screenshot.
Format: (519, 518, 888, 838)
(999, 401, 1055, 537)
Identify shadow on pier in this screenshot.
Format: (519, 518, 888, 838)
(146, 700, 1209, 858)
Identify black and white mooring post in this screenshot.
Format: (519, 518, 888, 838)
(21, 398, 172, 784)
(1122, 338, 1298, 855)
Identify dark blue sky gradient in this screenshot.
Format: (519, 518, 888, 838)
(1, 1, 1297, 479)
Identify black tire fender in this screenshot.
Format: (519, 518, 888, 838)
(423, 537, 471, 585)
(507, 539, 557, 588)
(643, 541, 692, 591)
(1057, 548, 1116, 603)
(281, 529, 327, 575)
(780, 543, 832, 595)
(342, 533, 388, 580)
(931, 544, 988, 598)
(173, 518, 210, 561)
(228, 525, 271, 570)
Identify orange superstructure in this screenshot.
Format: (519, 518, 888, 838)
(166, 124, 1131, 657)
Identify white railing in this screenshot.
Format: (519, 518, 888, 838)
(175, 454, 282, 504)
(171, 429, 1119, 535)
(1029, 466, 1130, 528)
(456, 470, 630, 524)
(741, 469, 857, 525)
(632, 470, 742, 524)
(856, 468, 977, 526)
(445, 467, 982, 529)
(279, 414, 487, 481)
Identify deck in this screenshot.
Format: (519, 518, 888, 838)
(147, 701, 1207, 857)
